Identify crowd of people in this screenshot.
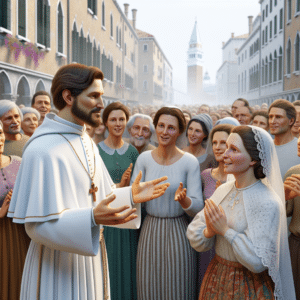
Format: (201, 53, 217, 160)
(1, 63, 300, 300)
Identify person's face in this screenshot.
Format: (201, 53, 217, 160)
(106, 109, 127, 137)
(252, 115, 269, 131)
(221, 110, 231, 118)
(212, 131, 229, 162)
(156, 114, 180, 147)
(199, 106, 209, 114)
(94, 117, 105, 136)
(1, 108, 21, 135)
(0, 126, 5, 154)
(21, 113, 39, 136)
(183, 113, 191, 124)
(187, 121, 206, 146)
(231, 100, 245, 115)
(32, 95, 51, 118)
(211, 115, 218, 126)
(71, 79, 104, 127)
(85, 124, 95, 138)
(223, 133, 254, 175)
(129, 117, 151, 147)
(292, 106, 300, 137)
(234, 106, 252, 125)
(269, 107, 293, 136)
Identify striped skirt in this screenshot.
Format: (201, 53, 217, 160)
(199, 255, 275, 300)
(137, 214, 197, 300)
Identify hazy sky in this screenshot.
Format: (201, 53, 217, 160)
(118, 0, 261, 94)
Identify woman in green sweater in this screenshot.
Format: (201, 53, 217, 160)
(98, 101, 139, 300)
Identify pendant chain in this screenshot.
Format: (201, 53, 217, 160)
(59, 133, 96, 181)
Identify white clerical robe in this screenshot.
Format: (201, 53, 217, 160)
(8, 114, 140, 300)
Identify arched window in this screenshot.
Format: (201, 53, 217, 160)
(262, 59, 265, 86)
(102, 1, 105, 27)
(143, 80, 148, 91)
(265, 57, 268, 85)
(269, 54, 273, 84)
(87, 35, 92, 66)
(79, 28, 86, 65)
(110, 14, 113, 37)
(0, 0, 11, 30)
(37, 0, 50, 47)
(274, 51, 278, 82)
(57, 2, 63, 53)
(295, 33, 300, 71)
(35, 80, 46, 93)
(0, 71, 12, 100)
(116, 25, 119, 44)
(279, 47, 283, 80)
(72, 22, 79, 62)
(16, 76, 30, 106)
(287, 39, 291, 74)
(18, 0, 26, 37)
(88, 0, 97, 15)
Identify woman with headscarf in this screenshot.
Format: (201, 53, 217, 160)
(0, 120, 31, 299)
(187, 125, 296, 299)
(132, 106, 203, 300)
(183, 113, 217, 172)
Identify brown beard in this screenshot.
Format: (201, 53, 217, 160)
(71, 97, 100, 128)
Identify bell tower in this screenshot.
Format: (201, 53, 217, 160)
(187, 20, 204, 103)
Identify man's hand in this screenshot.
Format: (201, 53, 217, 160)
(93, 193, 138, 225)
(132, 171, 170, 203)
(117, 163, 132, 188)
(284, 174, 300, 201)
(0, 189, 12, 218)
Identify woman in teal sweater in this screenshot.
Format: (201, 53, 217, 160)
(98, 101, 139, 300)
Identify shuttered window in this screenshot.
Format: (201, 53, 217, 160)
(18, 0, 26, 37)
(57, 3, 63, 53)
(37, 0, 50, 47)
(0, 0, 11, 30)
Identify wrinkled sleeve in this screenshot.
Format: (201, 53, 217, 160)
(187, 210, 215, 252)
(183, 157, 204, 217)
(223, 228, 267, 273)
(25, 207, 100, 256)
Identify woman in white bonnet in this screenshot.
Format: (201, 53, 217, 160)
(187, 125, 296, 300)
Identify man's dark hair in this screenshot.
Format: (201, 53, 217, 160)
(268, 99, 296, 126)
(51, 64, 104, 110)
(251, 110, 269, 121)
(31, 91, 51, 106)
(233, 98, 250, 108)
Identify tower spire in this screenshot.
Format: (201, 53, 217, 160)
(189, 19, 201, 46)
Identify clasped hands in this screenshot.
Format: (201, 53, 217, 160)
(203, 199, 229, 238)
(93, 170, 170, 225)
(284, 174, 300, 201)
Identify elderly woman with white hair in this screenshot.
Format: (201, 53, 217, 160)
(126, 113, 156, 154)
(20, 107, 40, 137)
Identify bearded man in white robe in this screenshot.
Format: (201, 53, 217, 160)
(8, 64, 170, 300)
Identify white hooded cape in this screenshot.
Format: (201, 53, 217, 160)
(8, 113, 140, 300)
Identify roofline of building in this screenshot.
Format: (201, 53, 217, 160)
(138, 36, 173, 69)
(112, 0, 138, 40)
(222, 35, 248, 50)
(237, 25, 261, 54)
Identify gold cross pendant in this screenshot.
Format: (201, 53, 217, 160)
(89, 182, 98, 202)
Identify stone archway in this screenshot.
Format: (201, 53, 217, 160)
(0, 71, 12, 100)
(16, 76, 31, 106)
(35, 80, 46, 93)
